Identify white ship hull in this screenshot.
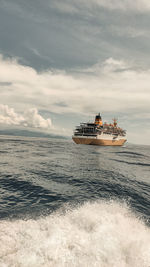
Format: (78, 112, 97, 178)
(72, 133, 127, 146)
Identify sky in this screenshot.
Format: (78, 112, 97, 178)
(0, 0, 150, 144)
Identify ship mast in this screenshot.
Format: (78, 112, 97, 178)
(113, 118, 117, 127)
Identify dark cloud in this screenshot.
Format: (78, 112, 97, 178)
(1, 0, 150, 71)
(0, 82, 12, 86)
(54, 102, 68, 108)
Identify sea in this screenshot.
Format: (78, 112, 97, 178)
(0, 135, 150, 267)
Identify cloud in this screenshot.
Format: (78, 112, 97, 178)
(52, 2, 78, 14)
(109, 25, 148, 38)
(24, 108, 52, 129)
(0, 54, 150, 116)
(88, 0, 150, 12)
(51, 0, 150, 13)
(0, 104, 24, 126)
(85, 58, 130, 74)
(0, 54, 150, 143)
(0, 105, 52, 129)
(1, 0, 150, 75)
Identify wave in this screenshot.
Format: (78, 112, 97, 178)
(115, 151, 145, 158)
(0, 201, 150, 267)
(113, 159, 150, 167)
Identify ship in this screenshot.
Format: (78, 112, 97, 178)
(72, 113, 127, 146)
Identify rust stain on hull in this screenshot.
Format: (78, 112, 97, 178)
(72, 137, 126, 146)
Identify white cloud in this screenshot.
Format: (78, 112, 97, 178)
(86, 58, 130, 74)
(0, 55, 150, 143)
(0, 105, 52, 129)
(24, 108, 52, 129)
(0, 104, 24, 126)
(0, 54, 150, 116)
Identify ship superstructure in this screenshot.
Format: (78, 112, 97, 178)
(72, 113, 127, 146)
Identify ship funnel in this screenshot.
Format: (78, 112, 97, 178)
(95, 113, 103, 126)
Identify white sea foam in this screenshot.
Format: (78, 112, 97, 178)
(0, 201, 150, 267)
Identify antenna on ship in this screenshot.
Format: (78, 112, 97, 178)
(113, 118, 117, 127)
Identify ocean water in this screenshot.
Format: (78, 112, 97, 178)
(0, 136, 150, 267)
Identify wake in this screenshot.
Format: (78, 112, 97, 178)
(0, 201, 150, 267)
